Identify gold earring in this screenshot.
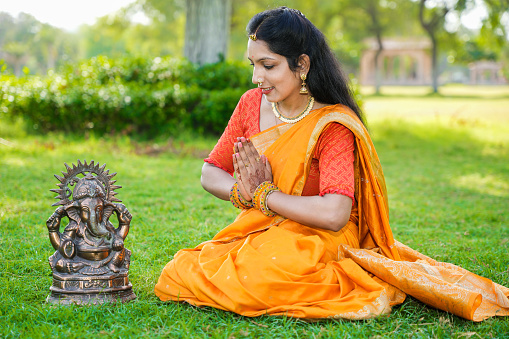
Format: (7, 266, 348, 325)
(257, 78, 263, 87)
(300, 74, 308, 94)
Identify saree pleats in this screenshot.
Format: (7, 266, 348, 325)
(155, 105, 509, 321)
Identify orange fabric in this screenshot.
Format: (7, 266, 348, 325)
(155, 104, 509, 321)
(205, 88, 355, 199)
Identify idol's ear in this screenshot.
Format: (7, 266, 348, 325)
(64, 201, 80, 223)
(297, 54, 310, 73)
(102, 201, 115, 222)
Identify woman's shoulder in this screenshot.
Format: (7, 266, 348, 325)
(314, 102, 363, 128)
(315, 102, 354, 114)
(239, 88, 263, 103)
(236, 88, 262, 119)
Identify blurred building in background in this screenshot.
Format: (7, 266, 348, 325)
(360, 38, 508, 86)
(360, 38, 432, 86)
(469, 61, 507, 85)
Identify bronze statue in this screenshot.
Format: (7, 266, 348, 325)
(46, 160, 136, 304)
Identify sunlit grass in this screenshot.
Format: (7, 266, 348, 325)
(361, 84, 509, 98)
(1, 90, 508, 338)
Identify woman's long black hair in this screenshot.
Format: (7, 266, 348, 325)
(247, 7, 365, 125)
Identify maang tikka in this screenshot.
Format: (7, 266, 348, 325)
(300, 74, 309, 94)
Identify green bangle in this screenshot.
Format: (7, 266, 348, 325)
(229, 182, 253, 209)
(253, 181, 280, 217)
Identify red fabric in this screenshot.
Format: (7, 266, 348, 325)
(205, 88, 354, 200)
(205, 89, 261, 176)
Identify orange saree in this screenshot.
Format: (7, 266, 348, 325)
(155, 105, 509, 321)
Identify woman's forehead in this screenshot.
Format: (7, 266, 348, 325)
(247, 40, 280, 61)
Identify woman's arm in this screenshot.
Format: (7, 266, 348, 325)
(234, 137, 352, 232)
(201, 162, 236, 201)
(266, 192, 352, 232)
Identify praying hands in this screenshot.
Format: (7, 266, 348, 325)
(232, 137, 272, 201)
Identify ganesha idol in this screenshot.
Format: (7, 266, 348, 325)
(45, 160, 136, 304)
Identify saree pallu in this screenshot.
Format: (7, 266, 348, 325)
(155, 105, 509, 321)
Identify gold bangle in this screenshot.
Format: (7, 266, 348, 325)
(229, 182, 253, 209)
(253, 181, 280, 217)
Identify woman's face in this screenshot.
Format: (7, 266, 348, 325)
(247, 39, 302, 104)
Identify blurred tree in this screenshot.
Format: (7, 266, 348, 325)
(127, 0, 186, 57)
(134, 0, 231, 63)
(0, 12, 79, 74)
(361, 0, 386, 94)
(0, 12, 38, 74)
(478, 0, 509, 54)
(337, 0, 421, 78)
(339, 0, 398, 94)
(184, 0, 232, 64)
(3, 41, 29, 76)
(0, 12, 15, 46)
(79, 15, 130, 58)
(419, 0, 508, 92)
(33, 24, 62, 72)
(418, 0, 465, 93)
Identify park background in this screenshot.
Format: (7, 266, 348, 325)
(1, 0, 508, 338)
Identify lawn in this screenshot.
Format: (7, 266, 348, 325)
(1, 86, 508, 338)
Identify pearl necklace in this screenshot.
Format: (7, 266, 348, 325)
(272, 96, 315, 124)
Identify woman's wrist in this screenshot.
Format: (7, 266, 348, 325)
(229, 182, 254, 209)
(253, 181, 280, 217)
(265, 189, 280, 213)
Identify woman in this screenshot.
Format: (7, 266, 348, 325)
(155, 7, 509, 321)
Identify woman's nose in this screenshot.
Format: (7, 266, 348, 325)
(252, 69, 263, 85)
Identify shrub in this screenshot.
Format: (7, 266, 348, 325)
(1, 56, 363, 138)
(1, 56, 254, 137)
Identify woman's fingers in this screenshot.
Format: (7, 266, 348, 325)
(233, 154, 253, 201)
(237, 138, 254, 169)
(233, 137, 273, 197)
(235, 153, 247, 174)
(243, 138, 259, 162)
(233, 153, 240, 177)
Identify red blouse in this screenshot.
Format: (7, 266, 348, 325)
(204, 89, 355, 201)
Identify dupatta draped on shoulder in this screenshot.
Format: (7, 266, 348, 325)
(155, 105, 509, 321)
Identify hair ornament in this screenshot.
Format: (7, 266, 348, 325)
(249, 17, 269, 41)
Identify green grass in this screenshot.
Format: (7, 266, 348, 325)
(1, 86, 509, 338)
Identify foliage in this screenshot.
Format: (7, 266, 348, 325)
(0, 12, 79, 75)
(78, 2, 186, 60)
(1, 54, 364, 137)
(1, 0, 507, 79)
(1, 56, 253, 137)
(1, 90, 509, 337)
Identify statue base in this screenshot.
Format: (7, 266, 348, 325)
(47, 271, 136, 305)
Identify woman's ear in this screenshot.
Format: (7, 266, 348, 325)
(297, 54, 310, 73)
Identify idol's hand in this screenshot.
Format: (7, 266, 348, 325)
(46, 206, 65, 232)
(233, 137, 272, 200)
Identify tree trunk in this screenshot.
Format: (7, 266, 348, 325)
(374, 34, 383, 95)
(184, 0, 232, 65)
(419, 0, 447, 94)
(365, 0, 384, 95)
(430, 35, 438, 93)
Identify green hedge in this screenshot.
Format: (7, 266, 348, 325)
(0, 56, 253, 137)
(0, 56, 362, 138)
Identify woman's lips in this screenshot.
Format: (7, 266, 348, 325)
(261, 86, 274, 94)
